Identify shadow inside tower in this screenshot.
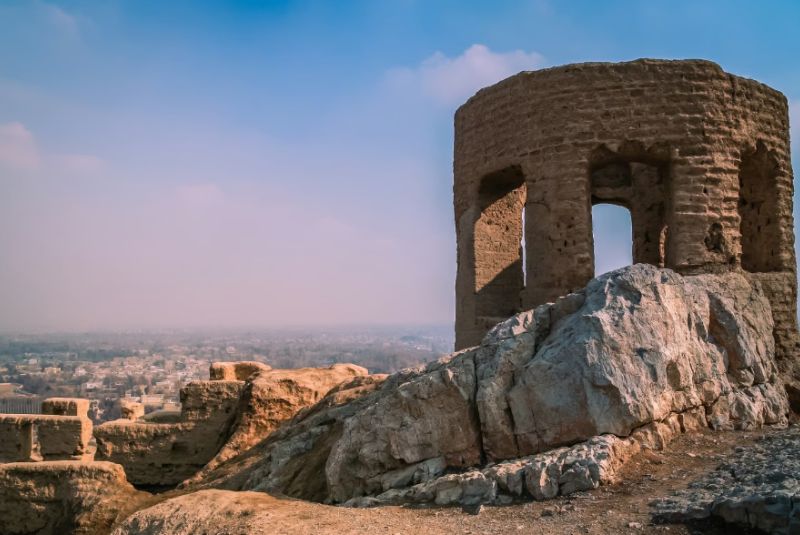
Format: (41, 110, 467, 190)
(473, 166, 527, 327)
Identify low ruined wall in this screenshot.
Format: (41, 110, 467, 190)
(95, 363, 370, 488)
(179, 380, 245, 423)
(0, 397, 94, 463)
(94, 380, 244, 487)
(0, 461, 148, 535)
(94, 422, 222, 486)
(0, 415, 93, 463)
(0, 416, 34, 463)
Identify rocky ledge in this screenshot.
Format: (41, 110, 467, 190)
(651, 424, 800, 534)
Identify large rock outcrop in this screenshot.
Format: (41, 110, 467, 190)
(195, 265, 788, 505)
(0, 461, 149, 535)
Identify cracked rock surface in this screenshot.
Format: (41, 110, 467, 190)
(651, 425, 800, 534)
(190, 264, 788, 505)
(343, 434, 639, 507)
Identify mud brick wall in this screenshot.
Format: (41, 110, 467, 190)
(0, 415, 92, 462)
(0, 417, 34, 462)
(454, 60, 797, 378)
(94, 380, 244, 487)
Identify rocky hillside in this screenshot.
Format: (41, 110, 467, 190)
(2, 264, 793, 535)
(187, 265, 788, 508)
(113, 426, 800, 535)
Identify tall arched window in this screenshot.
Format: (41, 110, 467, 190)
(590, 153, 670, 273)
(474, 166, 527, 323)
(592, 203, 633, 276)
(739, 142, 781, 272)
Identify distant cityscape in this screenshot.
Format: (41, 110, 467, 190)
(0, 327, 453, 422)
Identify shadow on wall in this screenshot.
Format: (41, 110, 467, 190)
(475, 259, 525, 335)
(739, 141, 782, 273)
(473, 166, 526, 330)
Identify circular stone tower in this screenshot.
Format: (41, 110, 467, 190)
(453, 59, 798, 397)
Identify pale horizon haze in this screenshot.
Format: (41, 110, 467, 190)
(1, 1, 798, 333)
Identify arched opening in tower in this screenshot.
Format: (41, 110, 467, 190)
(739, 141, 782, 272)
(589, 152, 670, 275)
(473, 166, 526, 326)
(592, 203, 633, 277)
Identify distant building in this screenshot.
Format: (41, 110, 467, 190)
(0, 396, 42, 414)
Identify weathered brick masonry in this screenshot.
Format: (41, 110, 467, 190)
(454, 59, 800, 405)
(0, 398, 93, 462)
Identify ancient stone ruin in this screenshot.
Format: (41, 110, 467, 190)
(0, 397, 94, 463)
(94, 361, 366, 487)
(0, 362, 369, 534)
(182, 265, 788, 509)
(94, 375, 250, 487)
(452, 59, 800, 407)
(0, 397, 146, 534)
(0, 59, 798, 535)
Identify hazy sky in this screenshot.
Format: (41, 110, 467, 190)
(1, 1, 798, 332)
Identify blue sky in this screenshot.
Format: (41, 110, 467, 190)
(0, 0, 798, 331)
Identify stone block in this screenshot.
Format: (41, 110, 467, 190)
(0, 415, 92, 462)
(36, 415, 93, 460)
(0, 417, 34, 462)
(180, 381, 244, 423)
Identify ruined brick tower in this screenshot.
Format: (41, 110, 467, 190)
(454, 59, 799, 395)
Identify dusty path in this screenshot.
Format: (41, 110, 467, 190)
(115, 427, 782, 534)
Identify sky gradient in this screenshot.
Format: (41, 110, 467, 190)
(1, 0, 798, 332)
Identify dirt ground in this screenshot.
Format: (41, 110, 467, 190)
(116, 427, 779, 535)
